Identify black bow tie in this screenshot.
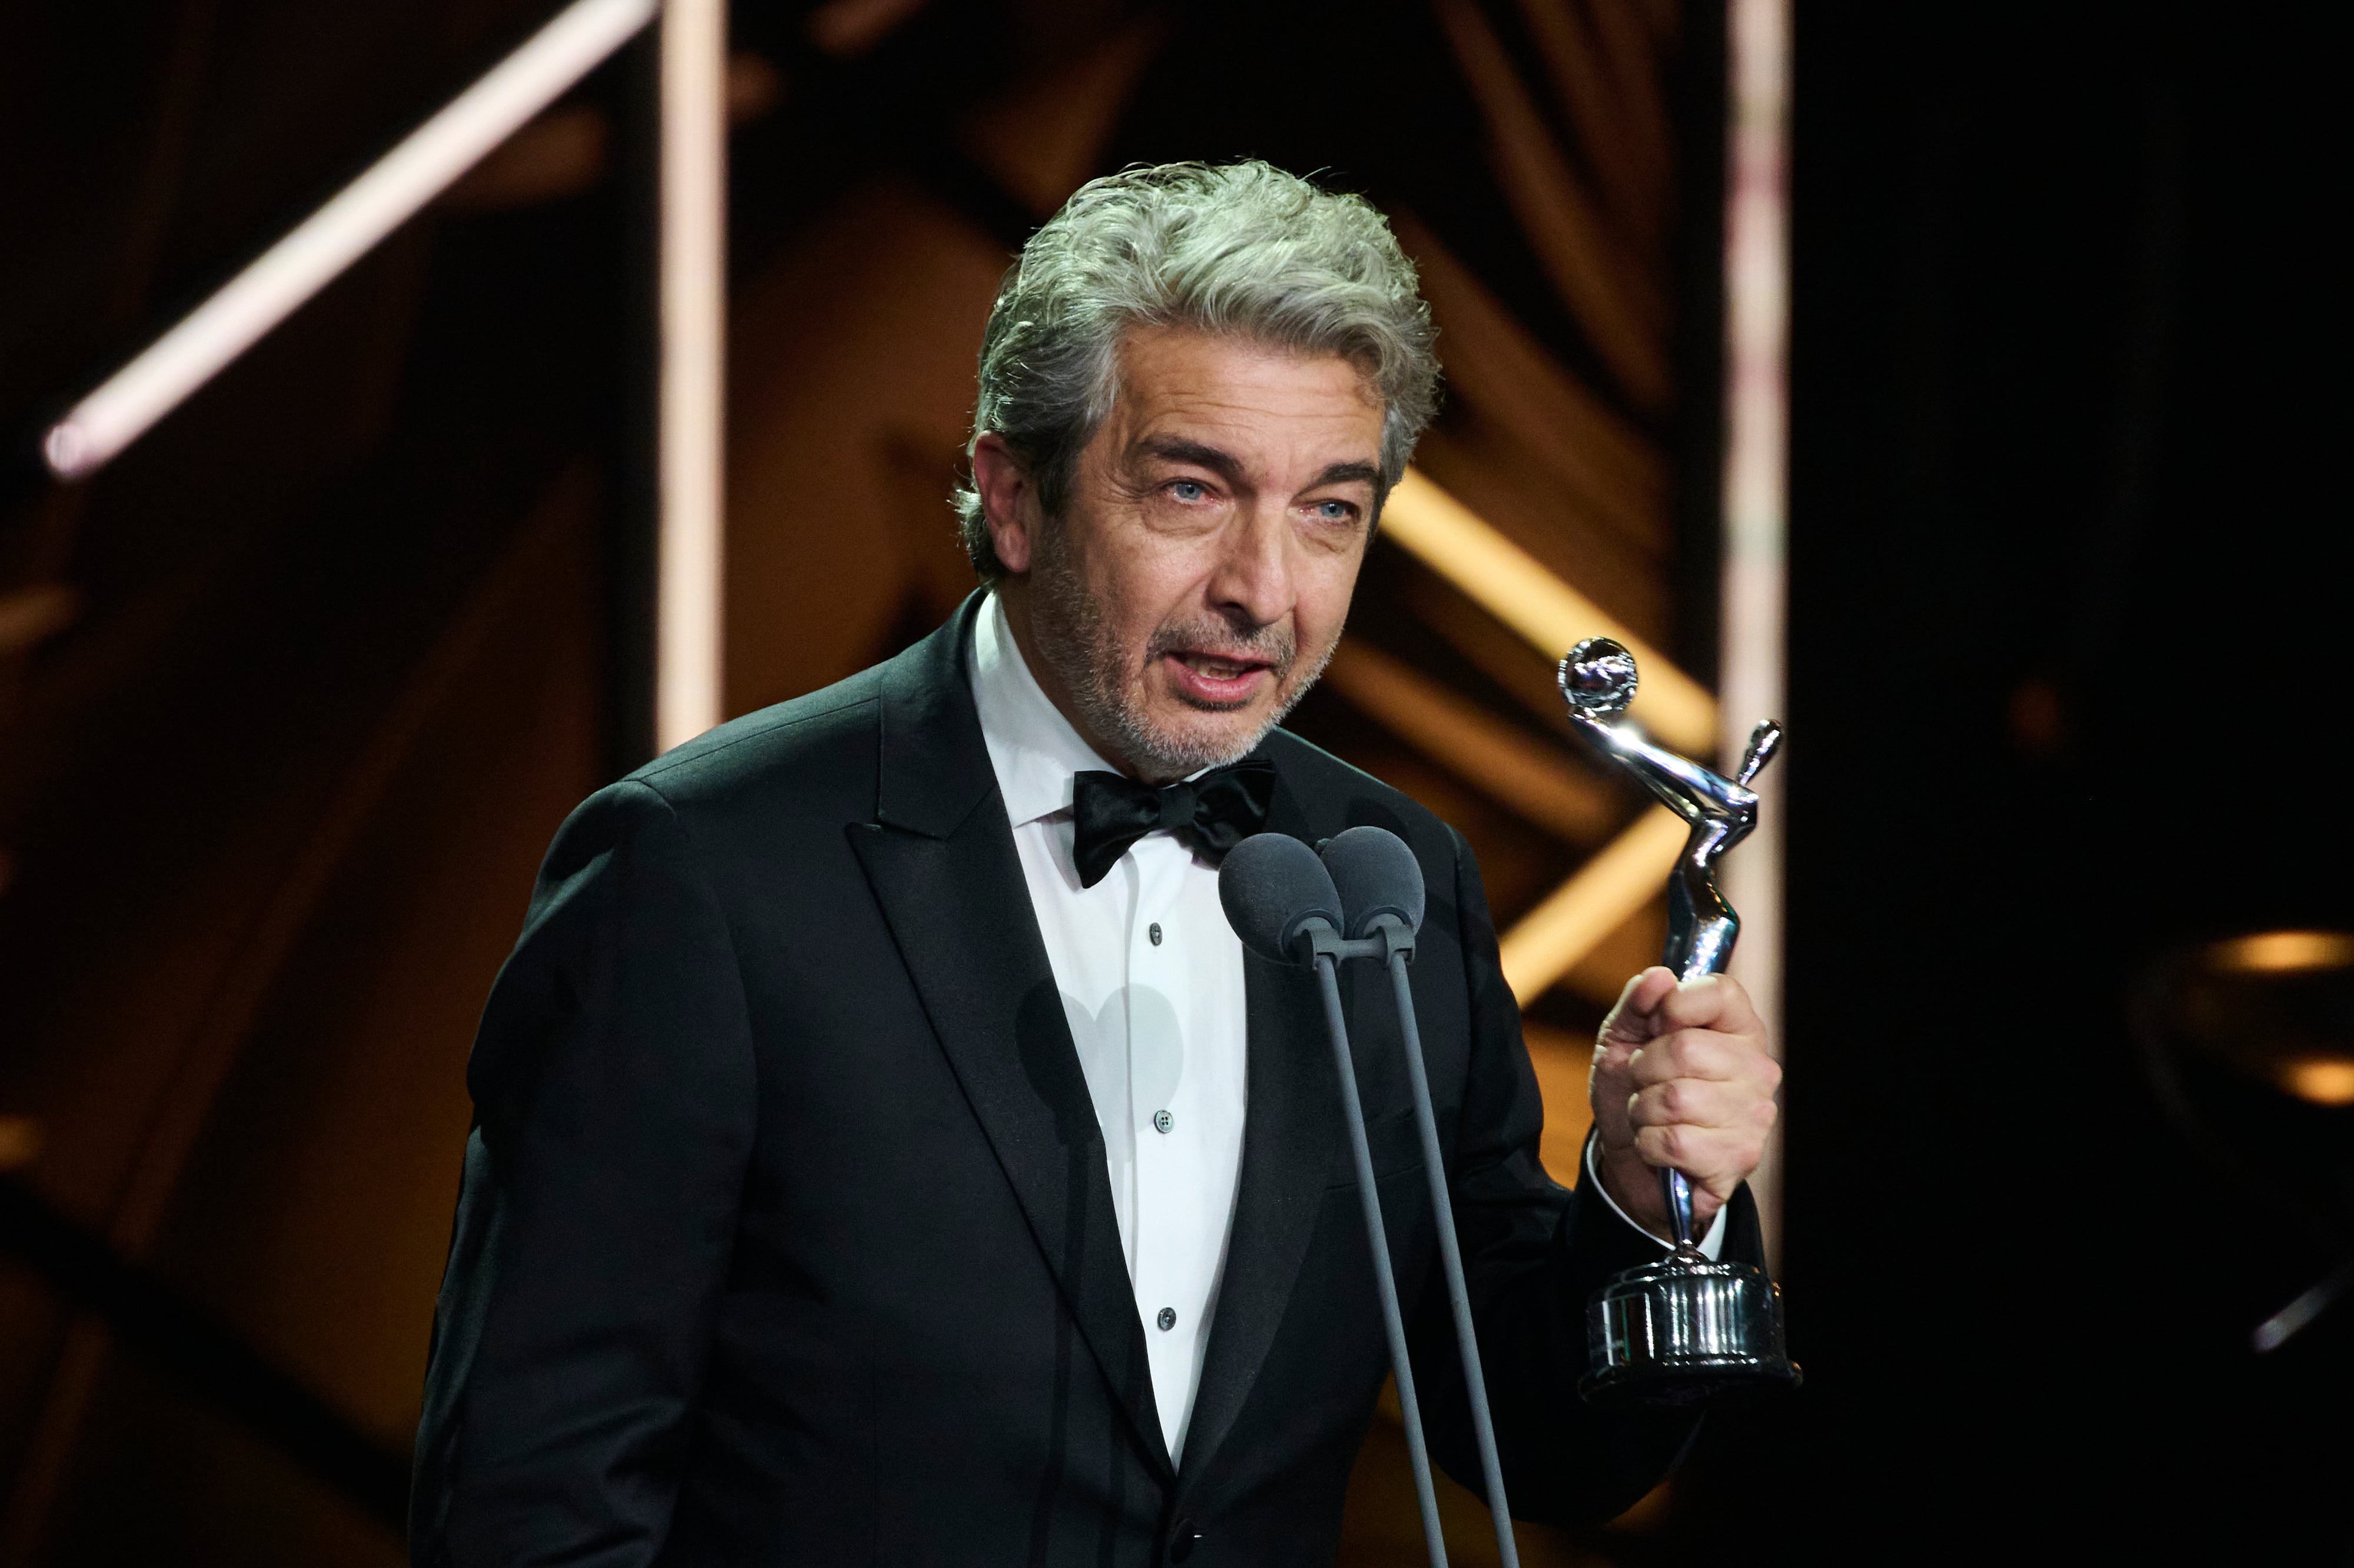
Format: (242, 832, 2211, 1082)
(1068, 760, 1277, 888)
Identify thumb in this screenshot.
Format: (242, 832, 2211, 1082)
(1598, 966, 1678, 1048)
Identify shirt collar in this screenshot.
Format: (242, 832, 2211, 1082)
(970, 590, 1120, 828)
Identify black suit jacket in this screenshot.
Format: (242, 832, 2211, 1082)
(411, 595, 1763, 1566)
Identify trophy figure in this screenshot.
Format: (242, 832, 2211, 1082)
(1558, 637, 1801, 1407)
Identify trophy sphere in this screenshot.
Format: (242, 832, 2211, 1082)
(1560, 637, 1638, 718)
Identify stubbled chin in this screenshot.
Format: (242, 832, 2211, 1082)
(1136, 687, 1271, 753)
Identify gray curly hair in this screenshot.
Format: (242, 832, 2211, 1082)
(954, 160, 1441, 580)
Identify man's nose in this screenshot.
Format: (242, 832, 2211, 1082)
(1205, 503, 1295, 630)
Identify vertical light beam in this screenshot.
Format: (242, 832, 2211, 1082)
(1720, 0, 1793, 1257)
(656, 0, 728, 751)
(41, 0, 660, 480)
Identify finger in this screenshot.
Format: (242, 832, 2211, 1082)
(1627, 1077, 1780, 1137)
(1597, 966, 1678, 1047)
(1657, 973, 1764, 1039)
(1632, 1123, 1767, 1193)
(1625, 1029, 1734, 1086)
(1625, 1028, 1771, 1087)
(1626, 1077, 1753, 1131)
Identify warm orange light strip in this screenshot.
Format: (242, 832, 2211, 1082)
(2285, 1060, 2354, 1107)
(1379, 468, 1718, 1001)
(1381, 469, 1718, 756)
(1498, 808, 1688, 1003)
(2208, 931, 2354, 974)
(1321, 639, 1615, 844)
(656, 0, 729, 751)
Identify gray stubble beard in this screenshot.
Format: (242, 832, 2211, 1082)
(1023, 525, 1338, 781)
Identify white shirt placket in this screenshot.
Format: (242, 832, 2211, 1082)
(1123, 836, 1193, 1430)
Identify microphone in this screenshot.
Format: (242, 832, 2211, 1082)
(1321, 827, 1520, 1568)
(1216, 833, 1343, 966)
(1217, 834, 1451, 1568)
(1319, 824, 1426, 938)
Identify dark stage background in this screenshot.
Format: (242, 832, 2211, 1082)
(2, 1, 2349, 1563)
(1704, 3, 2354, 1561)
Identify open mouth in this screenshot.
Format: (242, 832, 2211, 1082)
(1161, 648, 1276, 707)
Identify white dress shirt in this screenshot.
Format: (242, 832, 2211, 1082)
(970, 594, 1249, 1460)
(967, 591, 1721, 1460)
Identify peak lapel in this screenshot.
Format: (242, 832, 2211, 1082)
(847, 597, 1172, 1481)
(1176, 763, 1341, 1487)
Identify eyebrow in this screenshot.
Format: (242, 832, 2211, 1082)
(1136, 438, 1382, 493)
(1136, 437, 1246, 483)
(1308, 460, 1382, 490)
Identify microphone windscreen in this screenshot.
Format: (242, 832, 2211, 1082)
(1219, 833, 1342, 965)
(1319, 825, 1425, 939)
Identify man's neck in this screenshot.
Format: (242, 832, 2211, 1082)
(993, 580, 1155, 783)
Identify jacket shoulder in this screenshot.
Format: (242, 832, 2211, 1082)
(627, 666, 886, 815)
(1261, 727, 1457, 858)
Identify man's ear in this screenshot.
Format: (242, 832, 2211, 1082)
(970, 433, 1036, 574)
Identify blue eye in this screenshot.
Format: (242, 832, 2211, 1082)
(1316, 500, 1353, 521)
(1171, 480, 1207, 502)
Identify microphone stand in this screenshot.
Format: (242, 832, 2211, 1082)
(1372, 923, 1520, 1568)
(1302, 918, 1522, 1568)
(1304, 929, 1451, 1568)
(1233, 827, 1518, 1568)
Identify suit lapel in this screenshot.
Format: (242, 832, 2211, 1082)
(846, 598, 1172, 1481)
(1176, 764, 1341, 1486)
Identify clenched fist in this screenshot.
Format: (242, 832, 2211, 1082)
(1588, 967, 1781, 1240)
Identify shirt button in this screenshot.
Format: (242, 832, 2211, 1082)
(1156, 1307, 1176, 1331)
(1152, 1108, 1174, 1134)
(1149, 922, 1163, 946)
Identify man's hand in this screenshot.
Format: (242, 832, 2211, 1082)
(1588, 967, 1781, 1240)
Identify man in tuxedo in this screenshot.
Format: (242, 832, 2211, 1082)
(411, 160, 1782, 1566)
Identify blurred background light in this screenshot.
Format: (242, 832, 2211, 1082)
(657, 0, 727, 749)
(39, 0, 659, 482)
(2210, 930, 2354, 976)
(1716, 0, 1790, 1247)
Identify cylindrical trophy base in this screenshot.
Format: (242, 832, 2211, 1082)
(1581, 1250, 1801, 1408)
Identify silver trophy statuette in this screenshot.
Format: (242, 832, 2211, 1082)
(1560, 637, 1800, 1407)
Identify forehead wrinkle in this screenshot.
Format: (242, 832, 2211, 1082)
(1099, 333, 1389, 498)
(1114, 332, 1379, 421)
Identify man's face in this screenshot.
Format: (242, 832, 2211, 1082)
(980, 328, 1385, 781)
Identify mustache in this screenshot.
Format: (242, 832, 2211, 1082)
(1143, 618, 1296, 670)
